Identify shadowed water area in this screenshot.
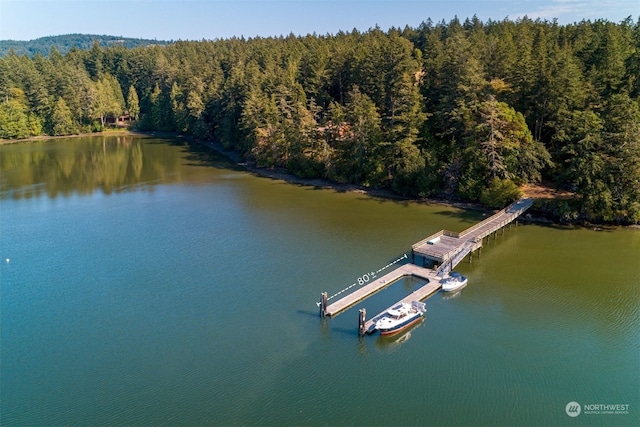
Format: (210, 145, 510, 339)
(1, 135, 638, 426)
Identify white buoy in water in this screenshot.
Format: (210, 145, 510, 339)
(5, 258, 9, 263)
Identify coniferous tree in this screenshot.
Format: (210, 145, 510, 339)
(127, 85, 140, 120)
(50, 97, 76, 135)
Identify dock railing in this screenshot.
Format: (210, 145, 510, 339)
(412, 198, 534, 262)
(457, 207, 509, 239)
(464, 198, 534, 241)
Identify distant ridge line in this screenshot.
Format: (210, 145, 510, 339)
(0, 34, 173, 57)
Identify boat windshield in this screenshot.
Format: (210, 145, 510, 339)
(387, 309, 402, 318)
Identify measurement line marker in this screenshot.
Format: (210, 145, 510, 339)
(317, 253, 409, 305)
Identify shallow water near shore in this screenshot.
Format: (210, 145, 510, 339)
(1, 135, 638, 426)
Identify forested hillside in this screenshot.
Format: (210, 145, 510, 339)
(1, 17, 639, 223)
(0, 34, 170, 57)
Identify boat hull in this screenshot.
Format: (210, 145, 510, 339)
(378, 313, 424, 335)
(440, 272, 468, 292)
(442, 279, 467, 292)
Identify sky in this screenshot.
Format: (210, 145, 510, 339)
(0, 0, 638, 41)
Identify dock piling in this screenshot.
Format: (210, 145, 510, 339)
(320, 292, 328, 317)
(358, 308, 367, 336)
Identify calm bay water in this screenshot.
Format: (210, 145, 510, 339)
(1, 135, 638, 426)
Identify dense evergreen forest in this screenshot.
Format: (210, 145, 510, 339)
(0, 34, 171, 57)
(1, 17, 639, 223)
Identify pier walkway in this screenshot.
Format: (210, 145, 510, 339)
(320, 198, 535, 334)
(412, 198, 534, 276)
(323, 264, 435, 317)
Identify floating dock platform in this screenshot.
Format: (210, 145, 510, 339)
(323, 264, 434, 317)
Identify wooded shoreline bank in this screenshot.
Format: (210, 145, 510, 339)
(0, 129, 136, 144)
(1, 130, 634, 229)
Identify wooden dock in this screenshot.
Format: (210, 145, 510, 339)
(319, 198, 535, 335)
(412, 198, 534, 276)
(323, 264, 435, 317)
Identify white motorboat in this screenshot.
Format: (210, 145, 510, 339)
(440, 272, 468, 292)
(374, 301, 426, 335)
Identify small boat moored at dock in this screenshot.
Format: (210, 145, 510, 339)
(440, 272, 468, 292)
(374, 301, 426, 335)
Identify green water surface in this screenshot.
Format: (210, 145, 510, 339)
(1, 136, 638, 426)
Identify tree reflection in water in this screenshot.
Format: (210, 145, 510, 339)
(0, 135, 228, 199)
